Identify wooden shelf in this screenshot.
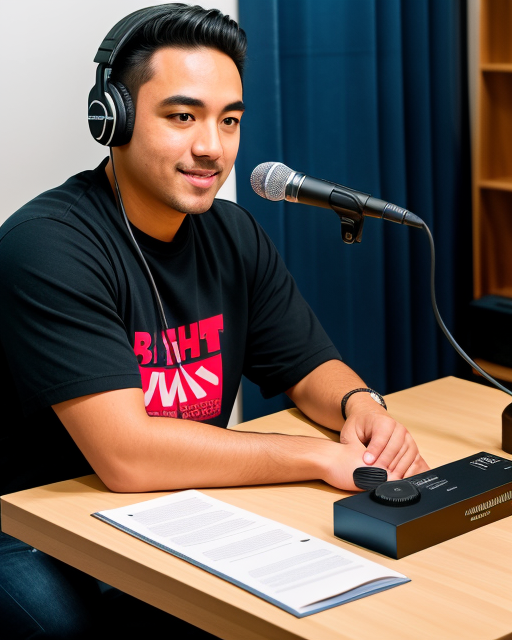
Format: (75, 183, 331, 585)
(489, 286, 512, 298)
(481, 63, 512, 72)
(473, 358, 512, 383)
(479, 178, 512, 191)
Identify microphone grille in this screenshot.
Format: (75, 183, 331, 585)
(250, 162, 293, 201)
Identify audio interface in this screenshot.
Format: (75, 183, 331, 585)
(333, 452, 512, 559)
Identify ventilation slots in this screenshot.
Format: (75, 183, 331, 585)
(465, 490, 512, 516)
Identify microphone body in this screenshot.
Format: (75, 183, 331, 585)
(250, 162, 423, 243)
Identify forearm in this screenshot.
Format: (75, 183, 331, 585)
(111, 419, 334, 492)
(286, 360, 382, 430)
(54, 388, 344, 493)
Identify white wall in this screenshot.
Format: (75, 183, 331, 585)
(0, 0, 242, 425)
(0, 0, 238, 222)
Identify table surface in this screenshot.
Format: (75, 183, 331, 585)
(2, 377, 512, 640)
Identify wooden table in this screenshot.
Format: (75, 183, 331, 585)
(2, 377, 512, 640)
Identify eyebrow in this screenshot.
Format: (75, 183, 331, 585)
(159, 95, 245, 113)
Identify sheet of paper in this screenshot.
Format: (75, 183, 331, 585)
(93, 490, 409, 617)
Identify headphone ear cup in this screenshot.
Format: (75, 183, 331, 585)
(109, 81, 135, 146)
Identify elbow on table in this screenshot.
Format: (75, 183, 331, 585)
(94, 459, 163, 494)
(94, 451, 191, 493)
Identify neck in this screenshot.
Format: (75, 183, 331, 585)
(105, 158, 186, 243)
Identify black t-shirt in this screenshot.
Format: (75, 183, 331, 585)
(0, 159, 340, 497)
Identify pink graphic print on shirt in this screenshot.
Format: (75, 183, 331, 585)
(134, 314, 223, 421)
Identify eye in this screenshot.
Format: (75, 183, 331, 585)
(168, 113, 195, 122)
(222, 117, 240, 127)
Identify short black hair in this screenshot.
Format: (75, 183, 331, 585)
(112, 4, 247, 101)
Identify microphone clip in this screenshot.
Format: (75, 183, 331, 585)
(329, 189, 366, 244)
(339, 216, 365, 244)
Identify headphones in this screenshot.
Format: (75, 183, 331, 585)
(88, 4, 173, 147)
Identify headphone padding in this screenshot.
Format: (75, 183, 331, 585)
(110, 81, 135, 146)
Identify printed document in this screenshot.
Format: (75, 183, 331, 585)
(93, 490, 408, 617)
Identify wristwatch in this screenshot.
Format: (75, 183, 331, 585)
(341, 388, 387, 420)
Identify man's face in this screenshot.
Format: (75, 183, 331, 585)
(117, 46, 244, 225)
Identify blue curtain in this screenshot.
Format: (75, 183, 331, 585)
(236, 0, 472, 420)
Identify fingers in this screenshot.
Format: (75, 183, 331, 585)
(404, 454, 430, 477)
(366, 419, 408, 470)
(389, 441, 419, 478)
(361, 417, 398, 465)
(388, 441, 409, 472)
(388, 451, 430, 481)
(344, 412, 428, 481)
(386, 432, 419, 475)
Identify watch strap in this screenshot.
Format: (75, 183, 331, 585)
(341, 388, 387, 420)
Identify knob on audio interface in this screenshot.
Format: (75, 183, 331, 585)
(371, 480, 421, 506)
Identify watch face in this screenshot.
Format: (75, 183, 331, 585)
(370, 391, 384, 406)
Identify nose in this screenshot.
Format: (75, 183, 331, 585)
(191, 121, 223, 159)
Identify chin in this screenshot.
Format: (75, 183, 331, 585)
(171, 200, 215, 216)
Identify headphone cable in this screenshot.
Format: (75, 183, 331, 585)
(109, 148, 170, 334)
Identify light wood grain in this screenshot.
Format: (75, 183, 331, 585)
(2, 377, 512, 640)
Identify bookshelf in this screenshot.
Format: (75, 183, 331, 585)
(474, 0, 512, 299)
(472, 0, 512, 381)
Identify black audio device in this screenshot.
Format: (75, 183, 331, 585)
(334, 452, 512, 559)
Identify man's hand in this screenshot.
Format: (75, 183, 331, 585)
(318, 438, 373, 491)
(340, 407, 429, 479)
(287, 360, 430, 484)
(317, 411, 429, 492)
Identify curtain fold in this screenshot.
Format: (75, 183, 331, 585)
(237, 0, 472, 421)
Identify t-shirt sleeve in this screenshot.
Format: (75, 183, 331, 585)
(0, 218, 141, 414)
(240, 211, 341, 397)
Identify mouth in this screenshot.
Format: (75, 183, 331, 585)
(178, 168, 220, 189)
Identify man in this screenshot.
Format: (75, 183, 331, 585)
(0, 4, 428, 637)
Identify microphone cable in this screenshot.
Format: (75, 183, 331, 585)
(420, 219, 512, 397)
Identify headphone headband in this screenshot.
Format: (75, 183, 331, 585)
(94, 4, 174, 66)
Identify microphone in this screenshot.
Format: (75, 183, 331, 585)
(250, 162, 423, 243)
(251, 166, 512, 452)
